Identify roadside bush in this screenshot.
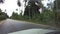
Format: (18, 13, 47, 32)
(43, 10, 54, 22)
(0, 9, 9, 20)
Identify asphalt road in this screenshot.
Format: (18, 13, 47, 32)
(0, 19, 58, 34)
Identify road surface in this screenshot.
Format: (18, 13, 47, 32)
(0, 19, 58, 34)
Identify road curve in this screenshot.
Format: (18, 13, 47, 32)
(0, 19, 58, 34)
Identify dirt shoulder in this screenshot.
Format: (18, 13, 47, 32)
(0, 20, 5, 25)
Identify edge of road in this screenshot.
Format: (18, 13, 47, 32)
(1, 19, 60, 30)
(9, 19, 60, 30)
(0, 20, 6, 25)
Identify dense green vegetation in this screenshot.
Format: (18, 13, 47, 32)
(10, 9, 54, 25)
(0, 9, 9, 21)
(10, 0, 60, 27)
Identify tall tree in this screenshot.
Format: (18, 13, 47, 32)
(53, 0, 60, 26)
(24, 1, 40, 19)
(0, 9, 9, 20)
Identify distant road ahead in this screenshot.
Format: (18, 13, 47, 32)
(0, 19, 58, 34)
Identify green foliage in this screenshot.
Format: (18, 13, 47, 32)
(10, 9, 54, 25)
(43, 10, 54, 22)
(24, 1, 40, 18)
(10, 0, 55, 25)
(0, 9, 9, 20)
(10, 12, 19, 19)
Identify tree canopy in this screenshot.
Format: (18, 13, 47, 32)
(0, 9, 9, 20)
(24, 1, 40, 18)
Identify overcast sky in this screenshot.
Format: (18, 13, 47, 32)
(0, 0, 54, 17)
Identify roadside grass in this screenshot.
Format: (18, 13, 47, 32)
(19, 19, 56, 28)
(0, 20, 3, 21)
(12, 18, 54, 26)
(0, 19, 6, 22)
(23, 19, 53, 25)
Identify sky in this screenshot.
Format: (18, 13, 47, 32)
(0, 0, 54, 17)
